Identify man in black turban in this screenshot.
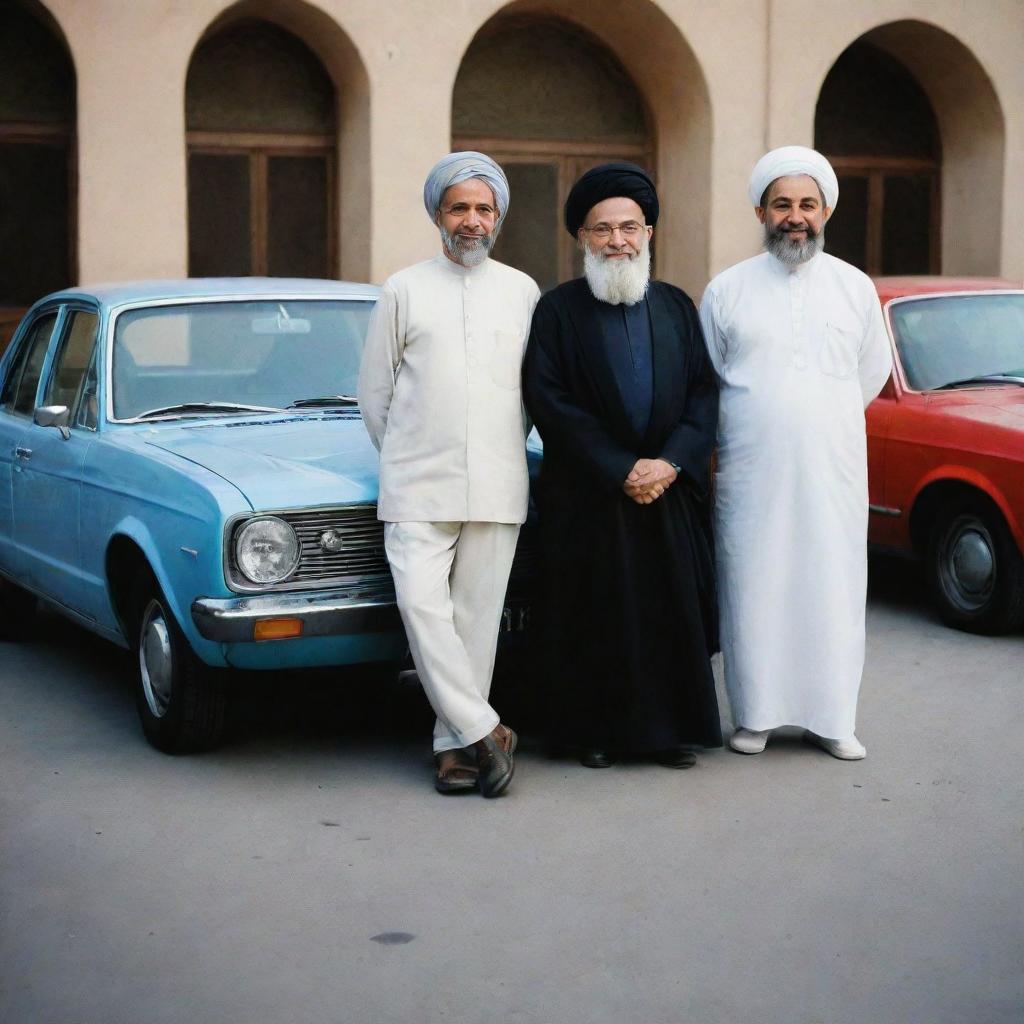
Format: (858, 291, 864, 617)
(522, 163, 721, 770)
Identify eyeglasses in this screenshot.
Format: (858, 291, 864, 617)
(581, 221, 647, 241)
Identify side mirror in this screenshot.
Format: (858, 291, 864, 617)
(34, 404, 71, 440)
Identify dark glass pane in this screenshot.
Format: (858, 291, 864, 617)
(491, 163, 558, 291)
(882, 175, 932, 275)
(267, 155, 329, 278)
(453, 16, 647, 141)
(825, 175, 868, 270)
(815, 41, 938, 158)
(186, 21, 334, 134)
(0, 143, 71, 304)
(0, 1, 75, 123)
(188, 153, 252, 276)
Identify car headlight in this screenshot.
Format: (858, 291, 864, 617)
(234, 517, 301, 584)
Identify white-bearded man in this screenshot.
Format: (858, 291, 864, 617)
(699, 146, 892, 760)
(358, 152, 539, 796)
(523, 163, 722, 769)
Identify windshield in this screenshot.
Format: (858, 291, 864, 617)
(889, 293, 1024, 391)
(111, 299, 374, 420)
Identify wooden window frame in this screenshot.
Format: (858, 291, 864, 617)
(187, 130, 337, 278)
(828, 155, 941, 276)
(453, 135, 654, 284)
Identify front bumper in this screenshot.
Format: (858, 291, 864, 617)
(191, 586, 401, 643)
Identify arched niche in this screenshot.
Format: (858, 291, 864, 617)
(185, 0, 371, 281)
(452, 0, 710, 296)
(0, 0, 76, 342)
(815, 20, 1004, 277)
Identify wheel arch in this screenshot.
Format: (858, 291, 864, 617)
(907, 471, 1021, 556)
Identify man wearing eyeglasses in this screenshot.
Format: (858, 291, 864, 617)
(522, 163, 721, 770)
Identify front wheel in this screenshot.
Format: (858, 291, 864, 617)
(133, 582, 228, 752)
(926, 497, 1024, 635)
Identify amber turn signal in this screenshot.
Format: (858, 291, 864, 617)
(253, 618, 304, 641)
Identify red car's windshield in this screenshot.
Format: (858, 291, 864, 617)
(889, 293, 1024, 390)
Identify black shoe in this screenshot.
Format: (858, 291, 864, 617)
(654, 748, 697, 769)
(580, 749, 616, 769)
(474, 730, 514, 798)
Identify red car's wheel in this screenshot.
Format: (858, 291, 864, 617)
(927, 496, 1024, 635)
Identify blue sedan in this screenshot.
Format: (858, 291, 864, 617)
(0, 279, 535, 752)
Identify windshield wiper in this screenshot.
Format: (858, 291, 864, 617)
(135, 401, 283, 420)
(287, 395, 359, 408)
(934, 374, 1024, 390)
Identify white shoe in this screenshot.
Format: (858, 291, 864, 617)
(729, 728, 771, 754)
(804, 731, 866, 760)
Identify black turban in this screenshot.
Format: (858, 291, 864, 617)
(564, 162, 660, 236)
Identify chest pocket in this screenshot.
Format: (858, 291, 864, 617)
(819, 321, 860, 379)
(489, 329, 525, 390)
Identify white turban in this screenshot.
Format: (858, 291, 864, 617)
(423, 151, 510, 226)
(748, 146, 839, 211)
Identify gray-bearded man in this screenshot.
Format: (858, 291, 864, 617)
(523, 162, 721, 769)
(358, 152, 539, 796)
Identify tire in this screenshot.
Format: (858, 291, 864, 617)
(926, 496, 1024, 635)
(132, 578, 228, 753)
(0, 575, 37, 641)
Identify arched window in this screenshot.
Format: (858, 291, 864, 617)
(186, 19, 336, 278)
(815, 41, 940, 275)
(453, 15, 653, 292)
(0, 0, 75, 344)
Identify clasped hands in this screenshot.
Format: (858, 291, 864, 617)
(623, 458, 677, 505)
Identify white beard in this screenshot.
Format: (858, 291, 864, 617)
(439, 225, 493, 268)
(583, 236, 651, 305)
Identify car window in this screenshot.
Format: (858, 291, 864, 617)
(111, 299, 373, 419)
(76, 347, 100, 431)
(42, 310, 99, 425)
(1, 312, 60, 416)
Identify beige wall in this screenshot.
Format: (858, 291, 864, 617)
(39, 0, 1024, 296)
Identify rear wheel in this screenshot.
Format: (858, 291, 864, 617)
(926, 496, 1024, 635)
(0, 575, 37, 640)
(133, 580, 228, 752)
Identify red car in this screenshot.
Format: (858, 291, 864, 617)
(867, 277, 1024, 634)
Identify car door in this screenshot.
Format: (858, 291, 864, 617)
(0, 308, 62, 580)
(11, 306, 100, 609)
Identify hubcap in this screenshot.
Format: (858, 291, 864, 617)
(139, 599, 174, 718)
(940, 517, 996, 611)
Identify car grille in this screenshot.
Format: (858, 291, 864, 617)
(227, 505, 540, 598)
(227, 504, 392, 594)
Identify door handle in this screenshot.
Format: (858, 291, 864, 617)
(14, 447, 32, 460)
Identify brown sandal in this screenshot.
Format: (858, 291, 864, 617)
(434, 748, 479, 794)
(494, 723, 518, 755)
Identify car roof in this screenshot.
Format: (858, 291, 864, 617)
(38, 277, 380, 309)
(874, 276, 1021, 305)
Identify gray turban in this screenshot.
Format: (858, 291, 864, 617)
(423, 151, 510, 225)
(748, 146, 839, 211)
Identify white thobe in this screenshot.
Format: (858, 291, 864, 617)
(699, 251, 892, 739)
(358, 254, 540, 751)
(359, 254, 540, 524)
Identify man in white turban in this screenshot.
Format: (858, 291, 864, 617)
(358, 152, 539, 796)
(699, 146, 892, 760)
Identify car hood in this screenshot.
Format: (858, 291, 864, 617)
(143, 414, 379, 509)
(926, 388, 1024, 430)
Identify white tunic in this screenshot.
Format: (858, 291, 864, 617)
(358, 254, 540, 523)
(699, 251, 892, 738)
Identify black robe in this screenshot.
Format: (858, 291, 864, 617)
(522, 278, 722, 753)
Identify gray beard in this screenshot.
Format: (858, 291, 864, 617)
(440, 226, 493, 268)
(583, 239, 651, 305)
(764, 221, 825, 265)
